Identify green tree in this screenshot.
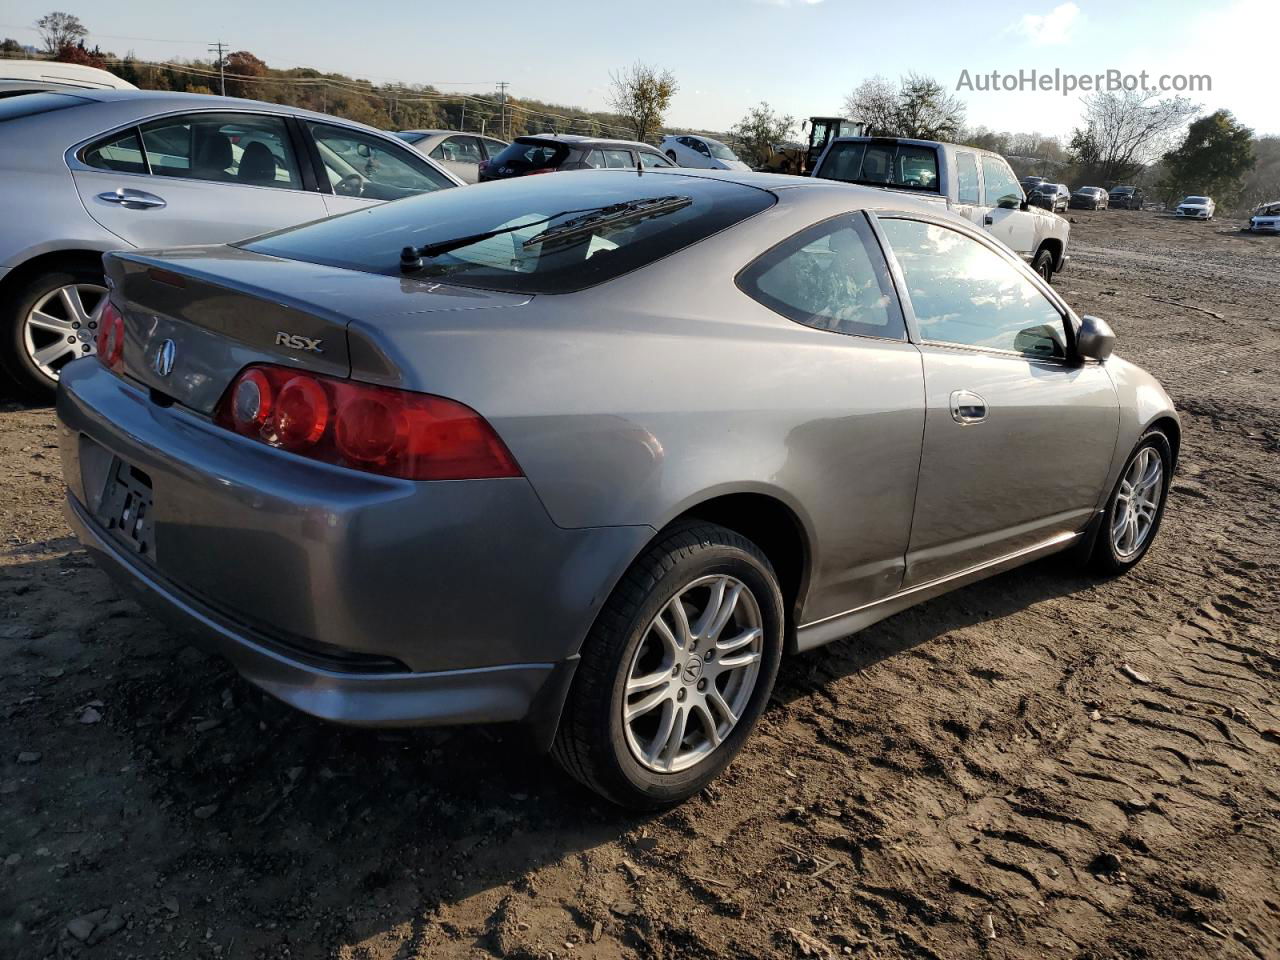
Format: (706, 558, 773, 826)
(607, 62, 678, 142)
(1, 37, 24, 55)
(731, 102, 796, 169)
(1159, 109, 1255, 205)
(844, 73, 964, 140)
(34, 11, 86, 55)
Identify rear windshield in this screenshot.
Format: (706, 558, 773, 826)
(489, 138, 570, 173)
(0, 91, 89, 121)
(816, 140, 939, 192)
(243, 171, 776, 294)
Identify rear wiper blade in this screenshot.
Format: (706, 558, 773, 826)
(400, 215, 555, 270)
(520, 195, 691, 249)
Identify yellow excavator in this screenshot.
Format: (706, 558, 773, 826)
(758, 117, 865, 176)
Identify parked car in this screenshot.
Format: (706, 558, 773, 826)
(811, 136, 1070, 282)
(395, 129, 508, 184)
(659, 134, 751, 171)
(0, 88, 462, 395)
(1249, 200, 1280, 233)
(1029, 182, 1071, 213)
(1109, 185, 1143, 210)
(0, 59, 136, 91)
(1070, 186, 1109, 210)
(478, 134, 675, 181)
(1019, 175, 1047, 193)
(56, 168, 1177, 808)
(1175, 195, 1215, 220)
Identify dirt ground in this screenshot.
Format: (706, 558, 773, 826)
(1, 210, 1278, 960)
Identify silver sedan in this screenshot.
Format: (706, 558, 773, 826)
(57, 169, 1177, 808)
(0, 86, 462, 395)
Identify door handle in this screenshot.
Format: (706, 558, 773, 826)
(97, 188, 166, 210)
(983, 214, 994, 225)
(950, 390, 988, 424)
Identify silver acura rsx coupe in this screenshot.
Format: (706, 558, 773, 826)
(57, 169, 1177, 808)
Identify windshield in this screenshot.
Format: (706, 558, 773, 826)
(1112, 186, 1134, 194)
(816, 140, 940, 192)
(1183, 196, 1209, 203)
(703, 138, 738, 161)
(244, 171, 775, 294)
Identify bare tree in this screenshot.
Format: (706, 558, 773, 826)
(1067, 90, 1198, 186)
(607, 62, 678, 142)
(34, 11, 86, 55)
(844, 73, 964, 139)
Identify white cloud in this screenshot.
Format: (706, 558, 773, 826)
(1015, 2, 1081, 46)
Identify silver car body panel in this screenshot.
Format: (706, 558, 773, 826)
(56, 171, 1177, 733)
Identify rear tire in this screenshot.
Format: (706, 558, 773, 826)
(1, 260, 106, 398)
(1090, 430, 1172, 576)
(552, 523, 784, 809)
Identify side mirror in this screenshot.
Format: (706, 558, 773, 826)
(1018, 198, 1030, 211)
(1075, 315, 1115, 362)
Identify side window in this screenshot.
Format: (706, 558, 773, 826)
(693, 139, 712, 157)
(738, 214, 905, 340)
(584, 149, 607, 169)
(82, 128, 146, 174)
(139, 113, 302, 189)
(639, 152, 673, 168)
(981, 156, 1022, 208)
(879, 218, 1066, 359)
(954, 151, 980, 205)
(480, 139, 507, 159)
(307, 123, 454, 201)
(602, 149, 632, 169)
(442, 136, 483, 163)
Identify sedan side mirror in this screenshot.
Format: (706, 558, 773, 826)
(1075, 314, 1115, 362)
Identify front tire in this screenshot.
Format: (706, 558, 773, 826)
(1090, 430, 1173, 576)
(1, 261, 107, 397)
(1032, 248, 1055, 284)
(552, 523, 784, 809)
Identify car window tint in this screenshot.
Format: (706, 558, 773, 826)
(489, 139, 568, 173)
(818, 141, 939, 192)
(480, 139, 507, 159)
(954, 151, 980, 205)
(138, 113, 302, 189)
(639, 152, 673, 168)
(308, 122, 454, 200)
(738, 214, 904, 340)
(880, 218, 1066, 359)
(584, 149, 607, 169)
(981, 155, 1022, 208)
(438, 135, 483, 163)
(603, 149, 633, 169)
(82, 128, 147, 174)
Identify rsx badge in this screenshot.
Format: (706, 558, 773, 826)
(275, 332, 324, 353)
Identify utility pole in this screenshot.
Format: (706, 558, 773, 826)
(460, 99, 466, 132)
(207, 40, 227, 96)
(497, 81, 508, 140)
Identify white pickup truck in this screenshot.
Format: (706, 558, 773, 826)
(811, 136, 1070, 282)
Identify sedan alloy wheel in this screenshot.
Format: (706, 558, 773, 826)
(1111, 446, 1162, 559)
(24, 282, 107, 381)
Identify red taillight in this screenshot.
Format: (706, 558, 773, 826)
(214, 365, 521, 481)
(95, 301, 125, 372)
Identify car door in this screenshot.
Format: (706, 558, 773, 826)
(978, 154, 1036, 257)
(735, 212, 926, 618)
(69, 111, 327, 249)
(428, 134, 484, 183)
(951, 149, 984, 229)
(304, 121, 460, 217)
(875, 214, 1118, 586)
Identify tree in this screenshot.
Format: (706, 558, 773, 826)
(1, 37, 24, 55)
(53, 42, 106, 70)
(607, 62, 677, 142)
(1159, 110, 1255, 205)
(844, 73, 964, 140)
(1066, 91, 1198, 186)
(731, 102, 796, 169)
(34, 11, 86, 55)
(223, 51, 267, 99)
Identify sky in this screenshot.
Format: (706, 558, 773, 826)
(3, 0, 1277, 139)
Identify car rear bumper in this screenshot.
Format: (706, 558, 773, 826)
(56, 359, 652, 730)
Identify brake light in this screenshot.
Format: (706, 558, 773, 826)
(95, 301, 125, 373)
(214, 365, 522, 481)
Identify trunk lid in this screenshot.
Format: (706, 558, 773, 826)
(106, 245, 531, 414)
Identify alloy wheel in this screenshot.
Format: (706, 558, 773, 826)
(622, 574, 764, 773)
(23, 282, 107, 381)
(1111, 447, 1163, 558)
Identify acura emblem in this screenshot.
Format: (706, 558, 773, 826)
(153, 339, 176, 377)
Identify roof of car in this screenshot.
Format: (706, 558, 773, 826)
(640, 167, 955, 213)
(518, 133, 660, 150)
(398, 129, 505, 139)
(825, 135, 1004, 157)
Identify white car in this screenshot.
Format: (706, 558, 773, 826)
(1249, 201, 1280, 234)
(660, 135, 750, 171)
(0, 59, 136, 90)
(1175, 195, 1215, 219)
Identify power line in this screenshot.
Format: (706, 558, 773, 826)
(206, 40, 226, 97)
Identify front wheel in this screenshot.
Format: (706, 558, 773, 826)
(1032, 248, 1054, 284)
(552, 523, 784, 808)
(1091, 431, 1173, 575)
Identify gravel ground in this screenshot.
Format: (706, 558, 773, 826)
(1, 211, 1278, 960)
